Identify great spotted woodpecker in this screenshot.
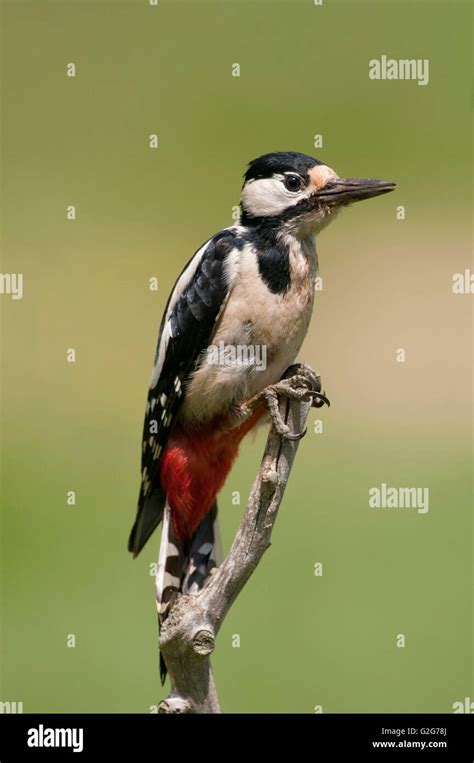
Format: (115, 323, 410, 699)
(128, 151, 394, 675)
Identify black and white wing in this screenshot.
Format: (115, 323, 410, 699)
(128, 228, 243, 556)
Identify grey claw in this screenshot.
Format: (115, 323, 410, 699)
(284, 427, 307, 441)
(311, 391, 330, 408)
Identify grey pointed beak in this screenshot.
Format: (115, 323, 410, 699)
(319, 178, 396, 204)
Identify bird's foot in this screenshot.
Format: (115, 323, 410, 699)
(243, 364, 330, 441)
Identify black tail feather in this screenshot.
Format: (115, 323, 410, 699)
(128, 486, 166, 557)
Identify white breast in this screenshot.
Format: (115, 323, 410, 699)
(180, 236, 318, 423)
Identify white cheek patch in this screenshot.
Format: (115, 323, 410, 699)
(241, 176, 306, 217)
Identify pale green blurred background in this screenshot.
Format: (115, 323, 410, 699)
(1, 0, 472, 713)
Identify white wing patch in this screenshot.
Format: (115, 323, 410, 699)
(149, 228, 244, 389)
(150, 239, 212, 389)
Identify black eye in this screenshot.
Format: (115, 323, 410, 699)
(284, 174, 303, 192)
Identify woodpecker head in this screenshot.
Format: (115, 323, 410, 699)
(240, 151, 395, 238)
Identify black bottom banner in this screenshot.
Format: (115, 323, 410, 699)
(0, 713, 473, 760)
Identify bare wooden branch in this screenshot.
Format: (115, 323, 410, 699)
(158, 363, 322, 714)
